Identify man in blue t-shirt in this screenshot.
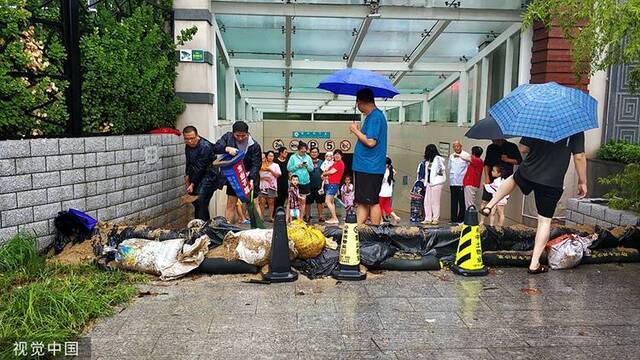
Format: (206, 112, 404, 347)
(350, 88, 388, 225)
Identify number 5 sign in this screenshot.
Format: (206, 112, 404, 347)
(324, 140, 335, 151)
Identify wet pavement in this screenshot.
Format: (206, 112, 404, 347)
(84, 263, 640, 359)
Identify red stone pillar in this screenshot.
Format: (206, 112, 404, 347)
(530, 21, 590, 91)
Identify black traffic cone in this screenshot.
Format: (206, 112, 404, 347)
(451, 205, 488, 276)
(264, 207, 298, 283)
(332, 210, 366, 281)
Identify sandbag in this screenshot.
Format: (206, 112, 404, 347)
(115, 235, 210, 280)
(360, 241, 396, 267)
(582, 248, 640, 264)
(618, 226, 640, 250)
(292, 248, 339, 279)
(369, 252, 441, 271)
(482, 251, 536, 267)
(196, 257, 260, 274)
(288, 220, 326, 259)
(483, 248, 640, 267)
(221, 229, 297, 266)
(482, 226, 535, 252)
(189, 217, 243, 248)
(546, 234, 595, 270)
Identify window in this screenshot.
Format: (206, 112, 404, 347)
(235, 90, 242, 121)
(429, 81, 459, 123)
(264, 112, 312, 121)
(387, 107, 399, 122)
(489, 43, 506, 107)
(314, 113, 360, 121)
(404, 102, 422, 123)
(216, 42, 227, 121)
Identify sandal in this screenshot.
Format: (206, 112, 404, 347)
(527, 265, 549, 275)
(480, 207, 493, 217)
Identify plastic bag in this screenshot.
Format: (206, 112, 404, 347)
(222, 229, 297, 266)
(360, 241, 396, 267)
(292, 248, 339, 279)
(546, 234, 595, 270)
(115, 235, 210, 280)
(190, 217, 243, 248)
(287, 220, 326, 259)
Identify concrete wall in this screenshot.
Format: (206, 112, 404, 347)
(566, 198, 640, 228)
(0, 134, 190, 250)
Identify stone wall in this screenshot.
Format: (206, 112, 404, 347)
(565, 198, 640, 228)
(0, 134, 190, 250)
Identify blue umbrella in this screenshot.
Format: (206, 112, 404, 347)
(489, 82, 597, 142)
(318, 68, 399, 98)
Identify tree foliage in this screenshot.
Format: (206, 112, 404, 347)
(523, 0, 640, 92)
(0, 0, 196, 138)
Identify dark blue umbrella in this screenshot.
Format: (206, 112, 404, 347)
(317, 68, 399, 98)
(465, 115, 517, 140)
(489, 82, 598, 142)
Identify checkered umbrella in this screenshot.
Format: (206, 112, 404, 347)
(489, 82, 598, 142)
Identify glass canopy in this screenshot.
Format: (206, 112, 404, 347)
(213, 0, 523, 113)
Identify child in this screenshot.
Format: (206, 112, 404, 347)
(286, 175, 302, 223)
(340, 174, 354, 213)
(317, 151, 333, 195)
(463, 146, 484, 210)
(484, 165, 509, 227)
(379, 157, 401, 224)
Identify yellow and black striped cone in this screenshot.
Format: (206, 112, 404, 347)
(332, 210, 366, 281)
(451, 205, 488, 276)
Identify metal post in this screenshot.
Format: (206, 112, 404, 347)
(422, 93, 429, 125)
(457, 70, 469, 126)
(479, 57, 490, 118)
(60, 0, 82, 136)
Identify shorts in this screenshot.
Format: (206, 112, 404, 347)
(513, 170, 563, 218)
(324, 184, 339, 196)
(379, 196, 393, 216)
(290, 208, 300, 219)
(226, 184, 259, 199)
(481, 188, 493, 202)
(298, 183, 311, 196)
(354, 171, 384, 205)
(306, 186, 326, 204)
(260, 188, 277, 198)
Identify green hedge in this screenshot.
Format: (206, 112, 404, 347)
(0, 0, 194, 138)
(597, 141, 640, 164)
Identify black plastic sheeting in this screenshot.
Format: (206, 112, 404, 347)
(188, 217, 243, 248)
(292, 249, 340, 279)
(483, 248, 640, 267)
(196, 257, 260, 274)
(369, 252, 441, 271)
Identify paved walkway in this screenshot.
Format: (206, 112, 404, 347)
(84, 263, 640, 359)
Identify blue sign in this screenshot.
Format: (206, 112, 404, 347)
(292, 131, 330, 139)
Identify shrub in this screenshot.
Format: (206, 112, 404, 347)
(597, 141, 640, 164)
(599, 163, 640, 214)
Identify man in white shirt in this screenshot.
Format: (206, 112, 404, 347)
(448, 140, 470, 224)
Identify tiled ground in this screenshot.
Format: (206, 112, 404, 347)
(84, 263, 640, 359)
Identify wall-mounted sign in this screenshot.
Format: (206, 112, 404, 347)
(439, 141, 451, 158)
(272, 139, 284, 150)
(308, 140, 318, 149)
(179, 49, 204, 63)
(324, 140, 335, 151)
(293, 131, 330, 139)
(340, 139, 352, 152)
(289, 139, 299, 151)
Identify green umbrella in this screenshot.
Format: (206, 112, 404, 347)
(247, 187, 265, 229)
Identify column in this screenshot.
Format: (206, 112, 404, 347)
(503, 35, 514, 96)
(422, 93, 429, 125)
(470, 63, 479, 124)
(226, 66, 236, 122)
(173, 0, 217, 139)
(398, 105, 406, 124)
(457, 70, 469, 126)
(479, 57, 490, 118)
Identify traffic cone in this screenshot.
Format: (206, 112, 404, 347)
(451, 205, 488, 276)
(264, 207, 298, 283)
(332, 210, 366, 281)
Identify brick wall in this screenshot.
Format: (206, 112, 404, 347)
(0, 134, 190, 250)
(565, 198, 640, 228)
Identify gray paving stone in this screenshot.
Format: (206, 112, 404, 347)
(85, 137, 106, 152)
(106, 164, 124, 179)
(96, 179, 116, 194)
(489, 346, 587, 360)
(30, 138, 58, 156)
(115, 150, 131, 163)
(396, 349, 495, 360)
(591, 204, 606, 220)
(0, 140, 30, 158)
(2, 207, 33, 227)
(59, 137, 85, 154)
(124, 188, 138, 202)
(1, 174, 32, 193)
(96, 151, 116, 165)
(123, 162, 138, 176)
(604, 208, 623, 225)
(577, 201, 592, 216)
(32, 171, 60, 189)
(60, 169, 85, 185)
(0, 193, 17, 210)
(84, 152, 97, 167)
(107, 191, 124, 206)
(123, 135, 139, 149)
(0, 226, 18, 242)
(620, 212, 639, 226)
(86, 194, 107, 211)
(33, 202, 61, 221)
(106, 136, 124, 151)
(62, 198, 86, 211)
(566, 198, 578, 211)
(86, 166, 107, 181)
(18, 220, 49, 237)
(0, 159, 16, 176)
(17, 189, 47, 207)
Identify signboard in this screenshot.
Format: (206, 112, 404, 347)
(439, 142, 451, 158)
(308, 140, 318, 149)
(292, 131, 330, 139)
(340, 139, 352, 152)
(324, 140, 335, 151)
(289, 139, 299, 151)
(272, 139, 284, 150)
(179, 49, 204, 63)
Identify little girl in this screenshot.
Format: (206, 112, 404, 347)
(318, 151, 333, 195)
(484, 165, 510, 227)
(340, 174, 354, 212)
(379, 157, 401, 224)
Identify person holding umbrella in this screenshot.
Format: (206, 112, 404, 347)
(350, 88, 388, 225)
(480, 82, 595, 274)
(317, 68, 398, 225)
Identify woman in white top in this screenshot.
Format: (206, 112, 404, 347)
(379, 157, 401, 224)
(418, 144, 446, 225)
(259, 151, 282, 222)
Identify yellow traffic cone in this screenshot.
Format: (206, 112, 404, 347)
(332, 210, 366, 281)
(451, 206, 488, 276)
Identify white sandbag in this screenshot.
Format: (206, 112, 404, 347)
(115, 235, 210, 280)
(222, 229, 297, 266)
(547, 234, 595, 270)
